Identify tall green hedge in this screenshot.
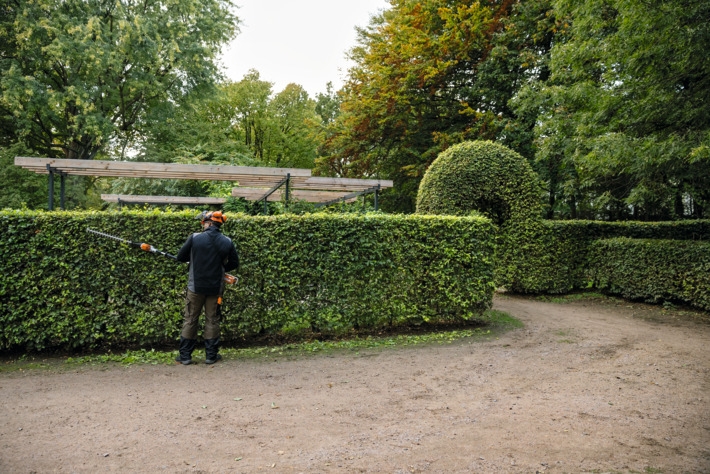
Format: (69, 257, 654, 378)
(0, 210, 496, 352)
(589, 238, 710, 311)
(502, 219, 710, 297)
(414, 140, 546, 294)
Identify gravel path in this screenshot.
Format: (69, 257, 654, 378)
(1, 294, 708, 473)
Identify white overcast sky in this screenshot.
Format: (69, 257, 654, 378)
(219, 0, 391, 98)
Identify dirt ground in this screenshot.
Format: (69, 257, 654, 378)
(1, 294, 709, 474)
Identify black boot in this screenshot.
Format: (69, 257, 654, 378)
(175, 336, 197, 365)
(204, 338, 222, 364)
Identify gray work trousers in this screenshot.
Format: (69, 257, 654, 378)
(181, 290, 221, 340)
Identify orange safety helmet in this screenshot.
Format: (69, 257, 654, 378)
(196, 210, 227, 225)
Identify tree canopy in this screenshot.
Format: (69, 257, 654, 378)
(316, 0, 556, 212)
(517, 0, 710, 219)
(316, 0, 707, 219)
(1, 0, 706, 219)
(0, 0, 238, 160)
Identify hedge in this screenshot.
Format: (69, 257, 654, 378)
(588, 238, 710, 311)
(416, 140, 543, 222)
(0, 210, 497, 352)
(497, 219, 710, 295)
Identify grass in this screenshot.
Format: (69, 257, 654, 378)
(535, 291, 610, 304)
(0, 309, 522, 372)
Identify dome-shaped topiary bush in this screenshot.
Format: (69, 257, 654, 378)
(415, 140, 542, 223)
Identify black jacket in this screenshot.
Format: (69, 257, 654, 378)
(176, 226, 239, 295)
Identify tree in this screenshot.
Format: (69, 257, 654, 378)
(222, 71, 322, 169)
(134, 85, 255, 166)
(111, 72, 325, 203)
(316, 0, 557, 212)
(266, 83, 321, 169)
(520, 0, 710, 219)
(314, 82, 341, 126)
(226, 70, 274, 162)
(0, 0, 238, 160)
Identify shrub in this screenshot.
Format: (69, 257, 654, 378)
(415, 140, 543, 223)
(589, 238, 710, 311)
(501, 219, 710, 295)
(414, 141, 546, 291)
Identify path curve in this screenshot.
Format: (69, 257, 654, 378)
(1, 295, 708, 473)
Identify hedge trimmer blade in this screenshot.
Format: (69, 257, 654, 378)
(86, 228, 140, 247)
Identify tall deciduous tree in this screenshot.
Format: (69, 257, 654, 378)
(266, 83, 321, 169)
(521, 0, 710, 219)
(226, 70, 274, 162)
(317, 0, 556, 212)
(224, 71, 321, 169)
(0, 0, 238, 160)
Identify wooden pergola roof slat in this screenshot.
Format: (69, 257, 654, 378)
(14, 157, 312, 182)
(231, 188, 359, 203)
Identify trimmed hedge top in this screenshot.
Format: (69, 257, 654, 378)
(415, 140, 543, 223)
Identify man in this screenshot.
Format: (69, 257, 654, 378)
(175, 211, 239, 365)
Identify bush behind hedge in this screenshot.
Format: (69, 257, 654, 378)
(0, 210, 496, 352)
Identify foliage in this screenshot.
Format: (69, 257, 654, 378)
(127, 85, 255, 166)
(415, 140, 543, 222)
(224, 193, 383, 217)
(498, 219, 710, 295)
(0, 143, 47, 209)
(414, 140, 546, 293)
(266, 83, 322, 169)
(75, 72, 324, 207)
(0, 0, 239, 160)
(589, 239, 710, 311)
(316, 0, 557, 212)
(210, 71, 322, 169)
(0, 210, 496, 352)
(515, 0, 710, 219)
(314, 82, 341, 127)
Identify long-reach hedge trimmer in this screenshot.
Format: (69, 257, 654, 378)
(86, 228, 238, 285)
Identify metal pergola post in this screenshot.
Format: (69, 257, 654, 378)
(60, 172, 66, 210)
(47, 164, 54, 211)
(46, 164, 67, 210)
(314, 184, 382, 209)
(257, 174, 290, 215)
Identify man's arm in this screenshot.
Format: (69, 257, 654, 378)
(224, 243, 239, 272)
(176, 234, 193, 263)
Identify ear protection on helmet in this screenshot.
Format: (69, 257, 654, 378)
(195, 210, 227, 225)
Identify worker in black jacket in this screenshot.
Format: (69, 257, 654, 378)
(175, 211, 239, 365)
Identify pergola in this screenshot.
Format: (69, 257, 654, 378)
(14, 157, 393, 211)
